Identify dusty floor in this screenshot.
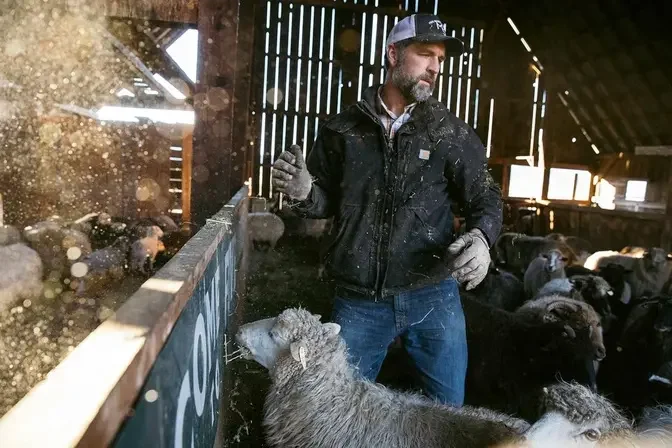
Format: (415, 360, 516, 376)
(222, 235, 417, 447)
(0, 274, 147, 417)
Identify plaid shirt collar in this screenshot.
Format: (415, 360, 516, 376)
(376, 86, 417, 140)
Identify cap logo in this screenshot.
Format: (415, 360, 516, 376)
(428, 20, 447, 34)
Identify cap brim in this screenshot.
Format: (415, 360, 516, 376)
(411, 36, 465, 56)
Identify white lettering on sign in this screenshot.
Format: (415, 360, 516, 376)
(174, 240, 235, 447)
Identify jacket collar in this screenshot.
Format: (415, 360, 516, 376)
(358, 84, 443, 139)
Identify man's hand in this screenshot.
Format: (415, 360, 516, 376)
(445, 228, 491, 290)
(271, 144, 313, 201)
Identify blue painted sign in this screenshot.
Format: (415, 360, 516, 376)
(112, 233, 237, 448)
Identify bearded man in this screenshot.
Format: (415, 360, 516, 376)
(270, 13, 503, 406)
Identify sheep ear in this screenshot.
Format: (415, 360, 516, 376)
(323, 323, 341, 338)
(290, 342, 308, 370)
(314, 314, 322, 321)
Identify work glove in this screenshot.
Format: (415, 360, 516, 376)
(271, 144, 313, 201)
(446, 228, 491, 291)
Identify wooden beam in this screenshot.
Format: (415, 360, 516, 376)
(191, 0, 240, 225)
(104, 0, 198, 24)
(100, 27, 177, 98)
(635, 146, 672, 157)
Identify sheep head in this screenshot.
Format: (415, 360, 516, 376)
(643, 247, 671, 272)
(570, 275, 614, 323)
(235, 308, 341, 372)
(523, 382, 631, 447)
(541, 249, 569, 274)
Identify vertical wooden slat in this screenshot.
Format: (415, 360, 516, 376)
(181, 130, 193, 228)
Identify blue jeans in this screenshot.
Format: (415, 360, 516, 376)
(331, 278, 468, 406)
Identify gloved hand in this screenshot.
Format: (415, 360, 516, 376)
(271, 144, 313, 201)
(445, 228, 491, 291)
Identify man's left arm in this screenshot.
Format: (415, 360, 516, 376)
(453, 127, 503, 247)
(445, 125, 503, 289)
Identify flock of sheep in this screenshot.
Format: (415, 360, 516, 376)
(239, 222, 672, 447)
(0, 212, 181, 312)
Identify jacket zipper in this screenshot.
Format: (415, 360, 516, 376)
(356, 102, 392, 299)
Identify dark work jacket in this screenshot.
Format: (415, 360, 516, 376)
(292, 84, 503, 299)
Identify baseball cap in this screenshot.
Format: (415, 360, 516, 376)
(386, 13, 465, 56)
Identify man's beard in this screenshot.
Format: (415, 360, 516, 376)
(391, 65, 435, 103)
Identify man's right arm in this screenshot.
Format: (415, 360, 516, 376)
(286, 127, 341, 219)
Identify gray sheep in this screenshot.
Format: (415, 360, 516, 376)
(235, 307, 530, 448)
(129, 235, 165, 275)
(248, 212, 285, 251)
(0, 243, 44, 312)
(0, 225, 21, 246)
(523, 381, 672, 447)
(524, 249, 568, 298)
(74, 236, 131, 297)
(494, 233, 574, 276)
(23, 221, 92, 280)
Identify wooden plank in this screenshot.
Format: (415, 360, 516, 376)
(104, 0, 199, 24)
(191, 0, 240, 225)
(181, 129, 193, 228)
(635, 146, 672, 156)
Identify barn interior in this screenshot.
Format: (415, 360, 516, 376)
(1, 0, 672, 446)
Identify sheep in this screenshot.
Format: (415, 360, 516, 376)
(0, 243, 44, 312)
(585, 248, 672, 300)
(129, 235, 165, 275)
(597, 295, 672, 412)
(0, 224, 21, 246)
(73, 236, 131, 297)
(463, 295, 606, 421)
(494, 233, 574, 276)
(248, 212, 285, 251)
(517, 295, 606, 361)
(535, 275, 615, 325)
(23, 221, 92, 280)
(521, 381, 633, 448)
(462, 265, 526, 311)
(566, 264, 634, 321)
(521, 382, 672, 447)
(235, 307, 530, 448)
(524, 249, 568, 298)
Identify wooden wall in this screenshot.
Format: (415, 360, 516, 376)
(504, 199, 665, 251)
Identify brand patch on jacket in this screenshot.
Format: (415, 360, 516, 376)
(418, 149, 430, 160)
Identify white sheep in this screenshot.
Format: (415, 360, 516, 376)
(524, 249, 568, 298)
(248, 212, 285, 250)
(0, 243, 44, 312)
(235, 307, 530, 448)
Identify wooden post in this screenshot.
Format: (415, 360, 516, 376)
(181, 129, 193, 229)
(662, 157, 672, 251)
(191, 0, 240, 226)
(231, 0, 256, 198)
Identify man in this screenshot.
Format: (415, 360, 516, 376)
(271, 13, 503, 406)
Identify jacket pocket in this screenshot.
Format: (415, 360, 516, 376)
(322, 205, 356, 265)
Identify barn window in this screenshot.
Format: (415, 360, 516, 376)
(508, 164, 544, 199)
(547, 168, 591, 201)
(593, 178, 616, 210)
(166, 29, 198, 83)
(625, 180, 647, 202)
